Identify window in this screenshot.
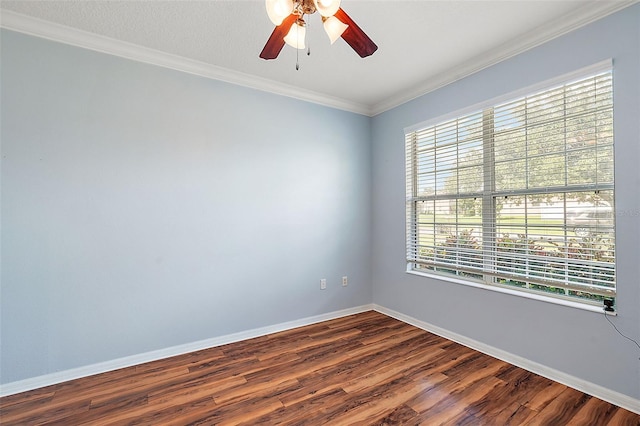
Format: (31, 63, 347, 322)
(405, 63, 615, 306)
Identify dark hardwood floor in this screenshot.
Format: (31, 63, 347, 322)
(1, 311, 638, 425)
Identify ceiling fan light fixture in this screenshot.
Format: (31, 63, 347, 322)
(323, 15, 348, 44)
(266, 0, 294, 26)
(260, 0, 377, 61)
(313, 0, 341, 18)
(283, 20, 306, 49)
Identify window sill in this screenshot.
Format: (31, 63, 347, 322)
(406, 269, 616, 316)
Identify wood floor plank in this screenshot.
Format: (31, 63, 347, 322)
(323, 311, 386, 329)
(242, 338, 363, 386)
(372, 403, 420, 426)
(102, 376, 291, 425)
(187, 395, 285, 426)
(526, 380, 569, 408)
(1, 311, 638, 425)
(464, 366, 556, 422)
(0, 388, 55, 410)
(413, 375, 505, 425)
(135, 347, 226, 373)
(245, 387, 349, 425)
(523, 387, 592, 425)
(147, 374, 247, 405)
(566, 396, 622, 425)
(606, 407, 640, 426)
(111, 396, 216, 426)
(305, 374, 423, 425)
(0, 391, 56, 419)
(339, 348, 448, 395)
(82, 366, 191, 406)
(0, 398, 91, 426)
(295, 330, 449, 397)
(484, 401, 540, 426)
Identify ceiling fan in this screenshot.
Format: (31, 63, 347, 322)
(260, 0, 378, 62)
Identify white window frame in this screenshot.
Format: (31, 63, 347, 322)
(405, 60, 616, 312)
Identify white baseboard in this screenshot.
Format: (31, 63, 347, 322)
(4, 302, 638, 415)
(373, 304, 640, 415)
(0, 304, 374, 397)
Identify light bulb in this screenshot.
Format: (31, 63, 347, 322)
(266, 0, 293, 26)
(284, 21, 306, 49)
(312, 0, 341, 17)
(323, 16, 348, 44)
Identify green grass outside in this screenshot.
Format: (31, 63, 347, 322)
(420, 213, 566, 235)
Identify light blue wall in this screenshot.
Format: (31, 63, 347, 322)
(0, 30, 372, 383)
(371, 4, 640, 399)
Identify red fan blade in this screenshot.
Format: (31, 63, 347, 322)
(260, 14, 298, 60)
(334, 8, 377, 58)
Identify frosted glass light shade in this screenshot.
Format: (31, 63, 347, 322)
(284, 22, 306, 49)
(313, 0, 341, 17)
(323, 16, 348, 44)
(266, 0, 293, 26)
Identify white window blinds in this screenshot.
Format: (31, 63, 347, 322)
(406, 67, 615, 305)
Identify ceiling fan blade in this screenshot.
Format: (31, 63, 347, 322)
(334, 8, 378, 58)
(260, 14, 298, 60)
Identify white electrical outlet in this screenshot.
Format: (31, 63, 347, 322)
(320, 279, 327, 290)
(342, 276, 348, 287)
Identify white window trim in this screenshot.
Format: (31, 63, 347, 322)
(404, 60, 616, 311)
(406, 268, 616, 315)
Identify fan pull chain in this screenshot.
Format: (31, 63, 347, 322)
(307, 15, 311, 56)
(295, 19, 300, 70)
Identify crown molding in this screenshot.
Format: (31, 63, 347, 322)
(0, 10, 372, 116)
(370, 0, 639, 116)
(1, 1, 637, 118)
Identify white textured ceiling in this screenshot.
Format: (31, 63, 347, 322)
(0, 0, 636, 115)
